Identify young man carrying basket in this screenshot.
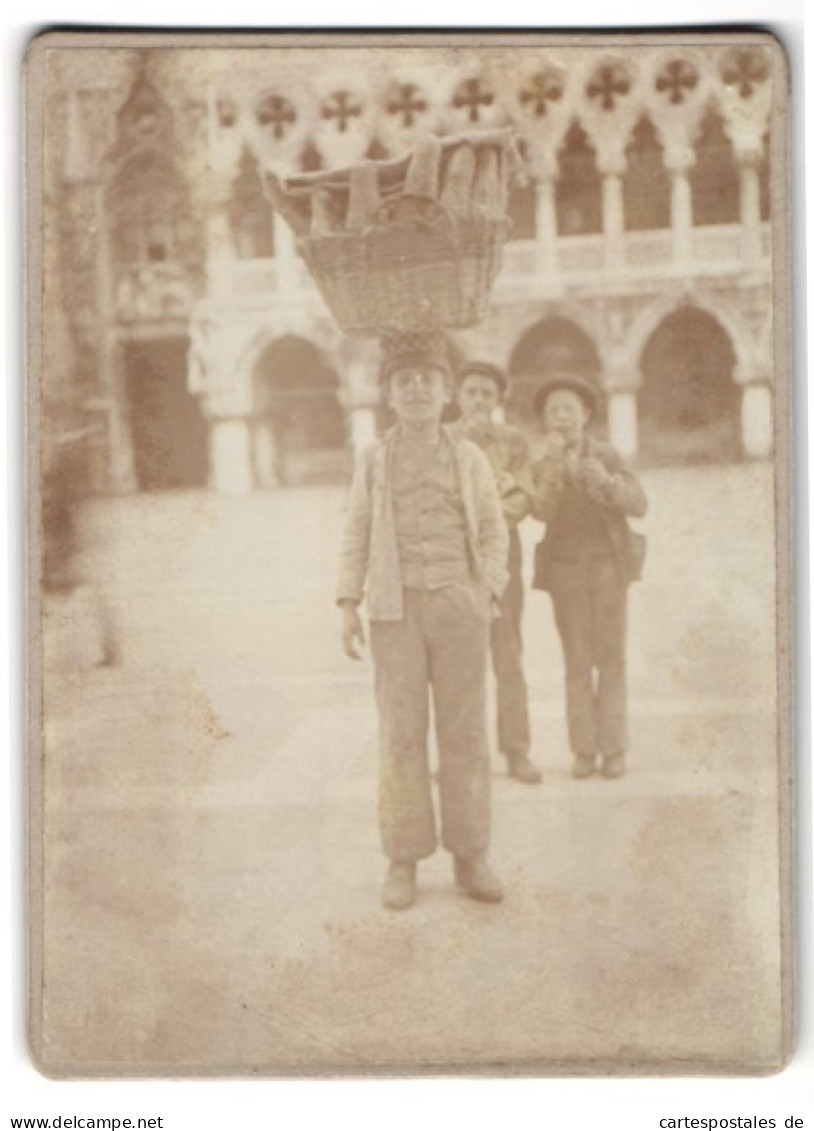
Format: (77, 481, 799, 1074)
(337, 333, 509, 911)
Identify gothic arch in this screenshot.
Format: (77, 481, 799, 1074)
(235, 317, 342, 391)
(624, 291, 751, 382)
(510, 306, 604, 373)
(507, 311, 603, 427)
(637, 304, 741, 464)
(248, 333, 347, 487)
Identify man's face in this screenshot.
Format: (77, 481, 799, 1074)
(456, 373, 502, 425)
(542, 388, 589, 444)
(386, 365, 451, 425)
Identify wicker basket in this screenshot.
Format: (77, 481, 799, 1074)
(267, 130, 524, 335)
(299, 207, 510, 335)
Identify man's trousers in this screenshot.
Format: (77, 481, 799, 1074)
(369, 582, 492, 863)
(548, 554, 628, 759)
(490, 526, 531, 759)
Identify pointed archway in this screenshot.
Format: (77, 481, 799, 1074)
(638, 306, 740, 464)
(624, 116, 671, 231)
(555, 123, 602, 236)
(251, 336, 349, 487)
(689, 109, 740, 227)
(508, 315, 602, 430)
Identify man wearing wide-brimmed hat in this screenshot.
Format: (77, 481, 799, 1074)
(530, 373, 648, 781)
(336, 331, 509, 911)
(452, 358, 541, 785)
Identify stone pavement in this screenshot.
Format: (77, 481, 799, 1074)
(34, 463, 787, 1074)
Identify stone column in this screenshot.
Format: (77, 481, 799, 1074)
(94, 186, 138, 493)
(349, 407, 377, 462)
(209, 417, 254, 496)
(273, 209, 298, 278)
(526, 141, 560, 276)
(104, 340, 140, 493)
(738, 155, 763, 265)
(607, 388, 639, 462)
(252, 420, 280, 488)
(600, 162, 626, 272)
(740, 382, 773, 459)
(534, 173, 560, 275)
(205, 209, 236, 299)
(665, 149, 694, 264)
(340, 339, 381, 465)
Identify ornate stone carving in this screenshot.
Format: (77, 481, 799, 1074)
(321, 90, 364, 133)
(255, 92, 298, 140)
(720, 48, 770, 99)
(115, 262, 195, 323)
(112, 68, 174, 155)
(217, 96, 238, 128)
(451, 76, 495, 124)
(518, 69, 564, 118)
(586, 62, 632, 111)
(386, 82, 429, 128)
(654, 59, 700, 106)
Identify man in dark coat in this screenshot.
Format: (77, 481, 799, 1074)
(530, 374, 647, 780)
(452, 359, 541, 784)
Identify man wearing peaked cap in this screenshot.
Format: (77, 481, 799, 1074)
(379, 330, 453, 386)
(530, 371, 647, 782)
(451, 357, 541, 785)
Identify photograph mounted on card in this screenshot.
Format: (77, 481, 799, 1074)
(25, 30, 793, 1076)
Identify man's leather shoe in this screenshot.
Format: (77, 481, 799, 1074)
(507, 752, 542, 784)
(602, 753, 625, 779)
(382, 862, 417, 910)
(572, 754, 597, 779)
(454, 856, 504, 903)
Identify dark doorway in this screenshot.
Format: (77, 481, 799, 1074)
(252, 336, 349, 486)
(123, 338, 208, 490)
(638, 306, 740, 465)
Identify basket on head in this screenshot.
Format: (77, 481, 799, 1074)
(266, 129, 526, 336)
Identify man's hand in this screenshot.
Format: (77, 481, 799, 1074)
(340, 602, 366, 660)
(580, 456, 611, 494)
(544, 430, 568, 458)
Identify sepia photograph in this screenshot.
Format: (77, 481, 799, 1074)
(25, 28, 793, 1077)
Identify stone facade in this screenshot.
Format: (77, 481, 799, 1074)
(42, 39, 779, 494)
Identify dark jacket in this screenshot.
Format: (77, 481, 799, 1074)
(530, 435, 647, 591)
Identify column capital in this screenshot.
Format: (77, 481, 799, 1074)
(594, 142, 628, 178)
(663, 144, 696, 176)
(734, 146, 765, 171)
(733, 361, 773, 388)
(524, 143, 560, 185)
(597, 158, 626, 179)
(603, 364, 641, 393)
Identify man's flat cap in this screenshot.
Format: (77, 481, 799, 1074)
(456, 359, 508, 395)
